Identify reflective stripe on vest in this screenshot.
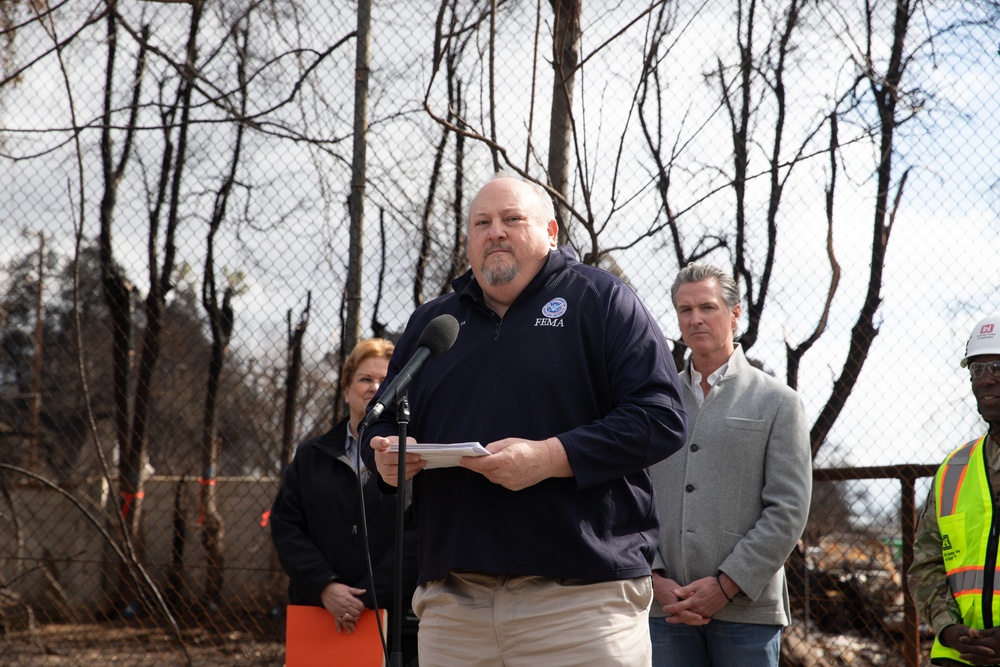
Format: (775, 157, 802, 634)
(931, 435, 993, 665)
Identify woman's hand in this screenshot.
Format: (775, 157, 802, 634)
(321, 581, 366, 634)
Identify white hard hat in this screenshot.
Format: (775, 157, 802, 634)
(960, 311, 1000, 367)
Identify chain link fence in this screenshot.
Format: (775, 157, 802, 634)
(1, 0, 998, 665)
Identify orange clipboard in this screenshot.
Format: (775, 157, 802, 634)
(285, 605, 387, 667)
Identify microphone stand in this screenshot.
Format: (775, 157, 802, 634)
(390, 391, 409, 667)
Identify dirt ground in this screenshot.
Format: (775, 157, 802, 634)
(2, 619, 932, 667)
(1, 622, 288, 667)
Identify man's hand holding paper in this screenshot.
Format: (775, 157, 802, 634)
(369, 435, 424, 486)
(460, 436, 572, 491)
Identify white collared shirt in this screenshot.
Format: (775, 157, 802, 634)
(687, 360, 730, 406)
(344, 422, 364, 474)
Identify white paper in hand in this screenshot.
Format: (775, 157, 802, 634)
(387, 441, 490, 469)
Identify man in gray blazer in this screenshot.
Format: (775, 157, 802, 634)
(648, 263, 812, 666)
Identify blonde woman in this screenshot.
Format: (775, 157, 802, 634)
(271, 338, 418, 664)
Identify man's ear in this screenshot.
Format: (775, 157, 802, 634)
(547, 219, 559, 247)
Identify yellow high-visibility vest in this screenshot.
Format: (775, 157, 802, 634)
(931, 435, 994, 665)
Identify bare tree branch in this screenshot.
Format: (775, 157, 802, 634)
(786, 112, 842, 391)
(810, 0, 916, 455)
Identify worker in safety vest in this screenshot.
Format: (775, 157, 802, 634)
(909, 311, 1000, 666)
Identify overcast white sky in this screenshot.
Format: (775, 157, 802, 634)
(2, 0, 997, 508)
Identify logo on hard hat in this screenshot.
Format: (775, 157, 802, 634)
(961, 313, 1000, 367)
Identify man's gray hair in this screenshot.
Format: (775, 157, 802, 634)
(469, 171, 556, 223)
(670, 263, 741, 310)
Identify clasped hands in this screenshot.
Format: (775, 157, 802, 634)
(321, 581, 366, 634)
(940, 624, 1000, 665)
(652, 571, 737, 625)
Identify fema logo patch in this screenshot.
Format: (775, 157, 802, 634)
(541, 298, 568, 319)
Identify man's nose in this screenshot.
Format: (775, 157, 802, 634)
(486, 220, 506, 239)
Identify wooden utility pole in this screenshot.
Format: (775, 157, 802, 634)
(29, 233, 45, 473)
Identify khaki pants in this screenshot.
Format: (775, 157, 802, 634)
(412, 572, 652, 667)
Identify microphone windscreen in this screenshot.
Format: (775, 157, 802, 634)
(417, 314, 460, 358)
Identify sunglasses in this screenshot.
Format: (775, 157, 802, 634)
(970, 360, 1000, 380)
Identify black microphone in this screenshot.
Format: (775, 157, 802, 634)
(359, 313, 460, 431)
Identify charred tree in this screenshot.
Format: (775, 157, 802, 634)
(810, 0, 915, 456)
(198, 17, 249, 611)
(547, 0, 582, 248)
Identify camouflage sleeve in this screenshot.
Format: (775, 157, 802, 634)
(907, 482, 962, 636)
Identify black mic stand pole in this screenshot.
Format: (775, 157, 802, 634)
(390, 391, 410, 667)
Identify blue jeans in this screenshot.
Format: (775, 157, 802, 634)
(649, 617, 781, 667)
